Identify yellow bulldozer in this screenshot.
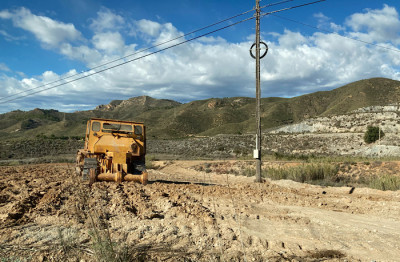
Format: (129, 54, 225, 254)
(75, 118, 148, 184)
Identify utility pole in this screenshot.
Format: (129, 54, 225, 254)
(254, 0, 262, 182)
(250, 0, 267, 182)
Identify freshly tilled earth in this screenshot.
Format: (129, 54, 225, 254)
(0, 161, 399, 261)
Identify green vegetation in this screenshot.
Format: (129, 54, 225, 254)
(35, 134, 83, 140)
(234, 162, 344, 186)
(229, 160, 400, 191)
(368, 175, 400, 191)
(88, 224, 131, 262)
(272, 152, 400, 163)
(20, 119, 41, 130)
(265, 163, 340, 184)
(1, 78, 400, 140)
(364, 125, 384, 144)
(0, 139, 82, 161)
(61, 176, 141, 262)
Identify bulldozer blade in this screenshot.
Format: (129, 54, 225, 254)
(95, 171, 148, 185)
(124, 171, 148, 185)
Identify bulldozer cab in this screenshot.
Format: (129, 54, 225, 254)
(84, 118, 145, 158)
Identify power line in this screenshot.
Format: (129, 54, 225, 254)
(260, 0, 296, 9)
(0, 0, 295, 102)
(270, 14, 400, 54)
(0, 16, 254, 104)
(0, 8, 254, 102)
(260, 0, 326, 17)
(1, 0, 325, 104)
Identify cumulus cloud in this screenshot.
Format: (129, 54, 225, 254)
(346, 4, 400, 44)
(154, 22, 182, 46)
(314, 12, 330, 27)
(89, 8, 124, 33)
(135, 19, 162, 37)
(92, 32, 125, 53)
(1, 5, 400, 113)
(0, 63, 10, 72)
(59, 43, 103, 65)
(0, 7, 82, 47)
(277, 29, 308, 48)
(132, 19, 183, 47)
(0, 10, 12, 19)
(264, 31, 379, 95)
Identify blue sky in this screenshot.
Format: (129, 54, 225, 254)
(1, 0, 400, 113)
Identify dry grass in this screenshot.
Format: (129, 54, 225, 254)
(264, 163, 340, 183)
(228, 161, 400, 191)
(368, 175, 400, 191)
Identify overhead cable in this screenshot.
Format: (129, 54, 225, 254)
(0, 8, 253, 102)
(0, 0, 297, 102)
(260, 0, 326, 17)
(1, 0, 325, 104)
(271, 14, 400, 54)
(0, 16, 255, 104)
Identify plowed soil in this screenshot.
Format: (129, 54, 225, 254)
(0, 161, 399, 261)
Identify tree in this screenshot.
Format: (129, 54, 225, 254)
(364, 125, 384, 144)
(21, 119, 40, 130)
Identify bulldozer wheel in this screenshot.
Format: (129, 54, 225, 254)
(89, 168, 97, 185)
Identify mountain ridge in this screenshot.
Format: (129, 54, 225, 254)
(1, 77, 399, 140)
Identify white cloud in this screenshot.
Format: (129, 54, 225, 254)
(0, 63, 10, 72)
(1, 5, 400, 113)
(154, 22, 182, 46)
(0, 10, 12, 19)
(330, 23, 345, 33)
(314, 12, 330, 27)
(0, 29, 24, 41)
(92, 32, 125, 53)
(16, 71, 26, 78)
(132, 19, 183, 47)
(0, 7, 82, 47)
(89, 8, 124, 33)
(135, 19, 162, 37)
(346, 4, 400, 44)
(59, 43, 103, 65)
(197, 36, 227, 45)
(278, 29, 308, 48)
(0, 74, 23, 98)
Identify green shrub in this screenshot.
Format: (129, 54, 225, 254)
(263, 163, 340, 184)
(364, 126, 384, 144)
(20, 119, 40, 130)
(240, 167, 255, 177)
(368, 175, 400, 191)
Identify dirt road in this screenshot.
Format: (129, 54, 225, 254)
(0, 161, 399, 261)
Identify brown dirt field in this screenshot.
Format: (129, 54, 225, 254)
(0, 161, 399, 261)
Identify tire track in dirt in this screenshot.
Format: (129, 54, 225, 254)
(0, 162, 399, 261)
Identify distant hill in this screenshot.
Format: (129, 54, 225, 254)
(1, 77, 400, 140)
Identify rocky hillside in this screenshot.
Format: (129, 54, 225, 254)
(272, 104, 400, 134)
(1, 77, 400, 140)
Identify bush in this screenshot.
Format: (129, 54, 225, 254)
(21, 119, 40, 130)
(368, 175, 400, 191)
(264, 163, 340, 184)
(364, 126, 384, 144)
